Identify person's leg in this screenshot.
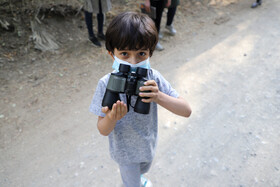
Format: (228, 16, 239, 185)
(84, 10, 101, 47)
(150, 0, 165, 50)
(97, 13, 104, 35)
(166, 6, 177, 35)
(119, 163, 141, 187)
(166, 7, 177, 26)
(140, 162, 153, 187)
(150, 0, 165, 33)
(84, 10, 94, 38)
(97, 0, 105, 39)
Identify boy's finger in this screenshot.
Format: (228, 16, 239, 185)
(111, 103, 117, 119)
(101, 106, 109, 113)
(121, 103, 127, 115)
(139, 92, 148, 98)
(140, 86, 153, 92)
(144, 80, 156, 86)
(141, 98, 152, 103)
(140, 86, 158, 94)
(116, 101, 121, 118)
(140, 91, 155, 98)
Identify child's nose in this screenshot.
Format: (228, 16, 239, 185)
(129, 56, 138, 64)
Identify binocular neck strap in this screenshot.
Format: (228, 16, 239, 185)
(126, 94, 132, 113)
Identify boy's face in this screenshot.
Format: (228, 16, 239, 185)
(110, 48, 150, 64)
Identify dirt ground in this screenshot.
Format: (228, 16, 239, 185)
(1, 0, 280, 186)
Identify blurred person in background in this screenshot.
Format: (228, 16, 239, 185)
(144, 0, 171, 51)
(159, 0, 179, 39)
(84, 0, 112, 47)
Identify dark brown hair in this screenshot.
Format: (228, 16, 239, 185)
(105, 12, 158, 56)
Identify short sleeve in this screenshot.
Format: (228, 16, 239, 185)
(150, 69, 179, 98)
(89, 78, 107, 117)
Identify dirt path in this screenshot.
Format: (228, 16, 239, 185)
(1, 0, 280, 186)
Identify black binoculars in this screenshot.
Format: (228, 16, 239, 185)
(102, 64, 150, 114)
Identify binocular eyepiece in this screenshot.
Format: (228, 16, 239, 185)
(102, 64, 150, 114)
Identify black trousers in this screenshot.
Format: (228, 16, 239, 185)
(166, 6, 177, 26)
(150, 0, 165, 32)
(84, 0, 104, 38)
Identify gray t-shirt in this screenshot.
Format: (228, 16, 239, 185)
(89, 68, 179, 164)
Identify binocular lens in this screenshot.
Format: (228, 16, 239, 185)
(119, 64, 130, 73)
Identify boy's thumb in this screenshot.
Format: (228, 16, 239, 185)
(102, 106, 109, 113)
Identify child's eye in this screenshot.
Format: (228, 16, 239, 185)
(139, 52, 146, 56)
(121, 52, 128, 56)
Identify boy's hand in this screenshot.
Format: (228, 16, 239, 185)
(102, 100, 127, 122)
(139, 80, 160, 103)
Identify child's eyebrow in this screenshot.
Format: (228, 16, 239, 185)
(117, 50, 128, 52)
(118, 49, 148, 52)
(117, 48, 129, 51)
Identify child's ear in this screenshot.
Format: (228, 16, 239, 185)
(108, 51, 114, 60)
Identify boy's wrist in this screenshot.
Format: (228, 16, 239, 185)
(156, 91, 165, 104)
(153, 90, 162, 104)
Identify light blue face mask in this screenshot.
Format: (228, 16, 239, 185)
(112, 56, 151, 72)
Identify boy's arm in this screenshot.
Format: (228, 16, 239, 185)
(156, 94, 191, 117)
(97, 101, 127, 136)
(140, 80, 192, 117)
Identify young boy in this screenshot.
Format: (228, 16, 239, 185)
(89, 12, 191, 187)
